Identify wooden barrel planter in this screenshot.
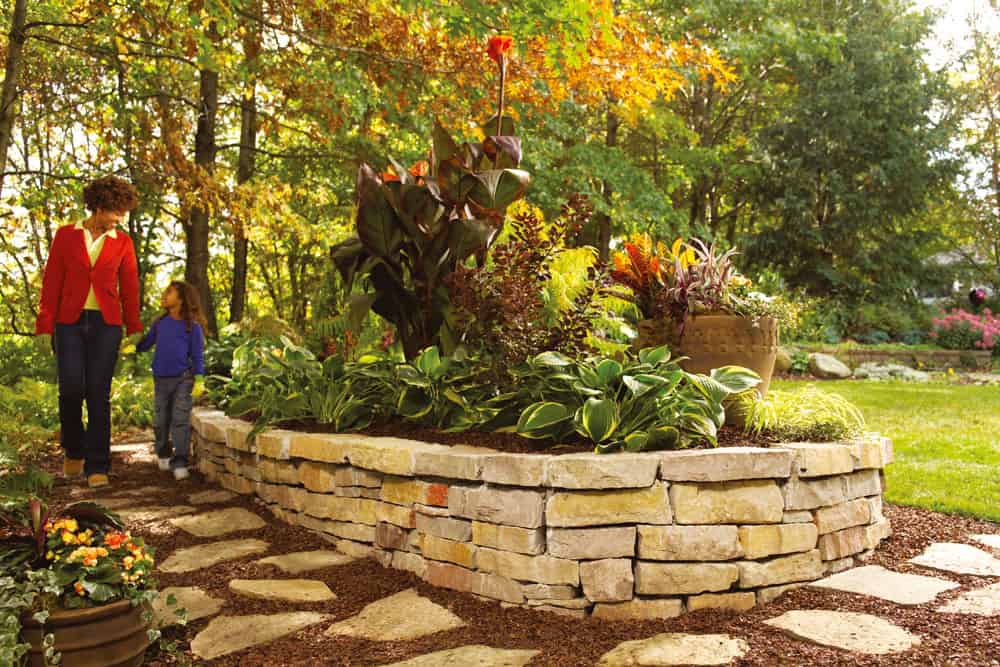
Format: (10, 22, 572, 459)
(21, 600, 151, 667)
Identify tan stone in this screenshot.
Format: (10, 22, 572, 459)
(818, 526, 868, 560)
(412, 445, 492, 481)
(825, 556, 855, 574)
(382, 476, 449, 506)
(764, 610, 921, 655)
(638, 525, 742, 561)
(845, 469, 882, 499)
(118, 505, 196, 522)
(545, 453, 659, 489)
(781, 474, 846, 510)
(481, 453, 546, 486)
(392, 551, 428, 578)
(152, 586, 224, 628)
(297, 515, 376, 543)
(738, 524, 818, 559)
(160, 538, 270, 573)
(811, 565, 958, 605)
(423, 561, 524, 604)
(257, 458, 300, 485)
(470, 522, 545, 555)
(256, 429, 294, 460)
(334, 466, 382, 488)
(864, 518, 892, 549)
(224, 420, 255, 452)
(634, 562, 739, 595)
(325, 588, 466, 640)
(335, 538, 373, 559)
(302, 493, 378, 525)
(782, 510, 814, 523)
(529, 604, 587, 618)
(547, 527, 635, 559)
(546, 483, 672, 528)
(525, 597, 591, 609)
(658, 447, 795, 482)
(522, 584, 578, 600)
(376, 502, 416, 528)
(421, 534, 477, 568)
(687, 591, 756, 612)
(256, 550, 354, 574)
(191, 613, 328, 660)
(416, 513, 472, 542)
(219, 472, 255, 495)
(349, 437, 450, 476)
(375, 522, 409, 550)
(814, 499, 871, 535)
(597, 633, 749, 666)
(169, 508, 266, 538)
(383, 645, 540, 667)
(880, 437, 894, 465)
(783, 442, 854, 477)
(592, 598, 684, 621)
(937, 582, 1000, 615)
(289, 432, 350, 463)
(738, 549, 823, 588)
(850, 437, 885, 470)
(756, 582, 805, 605)
(229, 578, 336, 602)
(670, 480, 783, 525)
(867, 496, 885, 523)
(299, 461, 339, 492)
(581, 559, 634, 602)
(909, 542, 1000, 577)
(477, 547, 579, 586)
(449, 486, 545, 529)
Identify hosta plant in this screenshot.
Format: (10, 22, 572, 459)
(394, 347, 496, 430)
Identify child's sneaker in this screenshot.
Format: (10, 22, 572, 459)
(173, 467, 190, 481)
(157, 458, 171, 471)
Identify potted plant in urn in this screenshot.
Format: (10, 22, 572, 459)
(0, 477, 158, 667)
(611, 235, 780, 396)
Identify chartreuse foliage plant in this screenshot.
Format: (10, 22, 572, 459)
(739, 384, 865, 441)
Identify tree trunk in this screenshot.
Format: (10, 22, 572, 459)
(184, 27, 219, 337)
(0, 0, 28, 197)
(596, 97, 620, 262)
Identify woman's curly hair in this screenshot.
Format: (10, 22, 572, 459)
(82, 176, 139, 213)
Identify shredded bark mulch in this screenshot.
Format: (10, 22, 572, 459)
(34, 436, 1000, 666)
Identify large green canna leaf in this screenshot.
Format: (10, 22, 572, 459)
(517, 402, 572, 439)
(577, 397, 619, 443)
(447, 217, 495, 261)
(432, 119, 461, 165)
(465, 169, 531, 215)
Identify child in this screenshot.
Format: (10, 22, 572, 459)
(137, 280, 206, 480)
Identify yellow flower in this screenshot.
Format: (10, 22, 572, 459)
(947, 367, 955, 375)
(61, 531, 74, 544)
(123, 556, 134, 569)
(97, 548, 108, 558)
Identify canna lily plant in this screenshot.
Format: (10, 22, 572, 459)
(331, 36, 530, 360)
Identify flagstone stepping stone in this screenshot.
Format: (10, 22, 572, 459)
(118, 505, 197, 522)
(255, 549, 355, 574)
(191, 612, 328, 660)
(764, 610, 920, 655)
(151, 586, 224, 627)
(972, 534, 1000, 550)
(385, 645, 541, 666)
(229, 578, 336, 602)
(909, 542, 1000, 577)
(110, 442, 153, 453)
(809, 565, 959, 605)
(82, 497, 134, 510)
(109, 485, 165, 497)
(937, 582, 1000, 616)
(597, 633, 749, 666)
(160, 538, 270, 573)
(169, 507, 266, 537)
(324, 588, 466, 641)
(188, 489, 237, 505)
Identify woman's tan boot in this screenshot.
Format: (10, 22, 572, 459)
(62, 457, 84, 478)
(87, 473, 109, 488)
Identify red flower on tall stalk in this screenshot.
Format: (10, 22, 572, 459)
(487, 36, 513, 64)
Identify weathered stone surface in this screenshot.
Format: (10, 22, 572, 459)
(224, 420, 255, 452)
(634, 562, 739, 595)
(845, 469, 882, 499)
(334, 466, 382, 488)
(423, 562, 524, 604)
(781, 474, 846, 511)
(376, 502, 416, 528)
(774, 347, 794, 373)
(937, 582, 1000, 616)
(161, 538, 270, 573)
(477, 547, 579, 585)
(825, 557, 855, 575)
(658, 447, 794, 482)
(597, 633, 750, 666)
(738, 549, 823, 588)
(187, 489, 237, 505)
(471, 522, 546, 555)
(152, 586, 223, 628)
(382, 476, 449, 506)
(581, 559, 634, 602)
(546, 453, 659, 489)
(782, 510, 814, 523)
(782, 443, 854, 478)
(481, 453, 546, 486)
(450, 486, 545, 529)
(880, 438, 894, 465)
(867, 496, 885, 523)
(592, 598, 684, 621)
(219, 472, 255, 495)
(910, 542, 1000, 577)
(765, 610, 921, 655)
(810, 565, 958, 605)
(527, 603, 587, 618)
(169, 508, 266, 537)
(548, 527, 636, 560)
(638, 525, 742, 561)
(670, 481, 783, 525)
(687, 592, 756, 613)
(814, 499, 871, 535)
(416, 513, 472, 542)
(118, 505, 196, 522)
(297, 515, 376, 543)
(299, 461, 340, 492)
(335, 538, 373, 559)
(738, 524, 818, 559)
(864, 518, 892, 549)
(808, 353, 852, 379)
(375, 522, 409, 550)
(413, 445, 491, 481)
(256, 429, 295, 460)
(392, 551, 428, 578)
(850, 437, 886, 470)
(818, 526, 868, 561)
(289, 433, 349, 463)
(192, 613, 328, 660)
(972, 534, 1000, 550)
(349, 437, 450, 476)
(84, 496, 134, 510)
(547, 483, 672, 528)
(421, 534, 477, 568)
(229, 578, 336, 602)
(522, 584, 577, 600)
(756, 583, 804, 605)
(255, 550, 354, 574)
(302, 493, 378, 525)
(384, 645, 540, 667)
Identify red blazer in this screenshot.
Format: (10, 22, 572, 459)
(35, 223, 143, 335)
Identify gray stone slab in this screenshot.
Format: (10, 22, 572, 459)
(229, 578, 336, 602)
(256, 550, 355, 574)
(765, 610, 920, 655)
(809, 565, 959, 605)
(909, 542, 1000, 577)
(597, 633, 750, 666)
(188, 489, 238, 505)
(169, 507, 267, 537)
(191, 612, 328, 660)
(324, 588, 466, 641)
(151, 586, 224, 627)
(937, 583, 1000, 616)
(384, 645, 541, 666)
(160, 538, 270, 573)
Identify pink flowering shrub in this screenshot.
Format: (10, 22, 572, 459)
(930, 308, 1000, 353)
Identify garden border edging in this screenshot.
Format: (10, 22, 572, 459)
(189, 408, 894, 619)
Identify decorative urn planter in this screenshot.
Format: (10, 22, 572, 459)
(21, 600, 151, 667)
(637, 314, 779, 396)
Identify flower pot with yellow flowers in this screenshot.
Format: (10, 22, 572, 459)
(0, 474, 161, 667)
(611, 236, 780, 397)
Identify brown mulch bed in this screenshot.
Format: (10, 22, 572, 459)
(35, 436, 1000, 666)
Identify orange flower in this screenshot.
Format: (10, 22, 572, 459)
(487, 36, 513, 64)
(74, 582, 85, 596)
(381, 170, 400, 182)
(408, 161, 428, 178)
(104, 532, 126, 549)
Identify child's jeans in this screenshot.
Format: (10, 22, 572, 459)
(153, 371, 194, 469)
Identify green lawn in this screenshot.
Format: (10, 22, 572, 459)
(772, 379, 1000, 523)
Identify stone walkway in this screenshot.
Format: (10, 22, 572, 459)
(76, 442, 1000, 664)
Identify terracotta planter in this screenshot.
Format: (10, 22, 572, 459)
(637, 314, 779, 396)
(20, 600, 151, 667)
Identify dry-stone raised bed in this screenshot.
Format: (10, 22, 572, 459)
(190, 408, 894, 619)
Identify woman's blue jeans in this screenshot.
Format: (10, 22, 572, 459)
(55, 310, 122, 476)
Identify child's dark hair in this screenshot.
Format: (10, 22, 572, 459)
(167, 280, 208, 332)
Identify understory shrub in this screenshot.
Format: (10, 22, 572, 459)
(739, 386, 865, 441)
(930, 309, 1000, 353)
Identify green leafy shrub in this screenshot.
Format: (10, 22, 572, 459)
(740, 386, 865, 441)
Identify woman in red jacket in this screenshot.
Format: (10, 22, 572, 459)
(35, 176, 144, 488)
